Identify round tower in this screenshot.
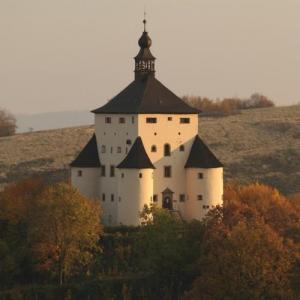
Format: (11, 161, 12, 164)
(186, 168, 223, 221)
(117, 169, 153, 226)
(117, 136, 155, 226)
(185, 135, 224, 221)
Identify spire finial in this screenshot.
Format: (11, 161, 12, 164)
(143, 10, 147, 32)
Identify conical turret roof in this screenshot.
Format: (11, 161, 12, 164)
(185, 135, 223, 169)
(117, 136, 155, 169)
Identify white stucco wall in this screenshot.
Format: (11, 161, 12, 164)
(117, 169, 153, 226)
(138, 114, 199, 214)
(94, 114, 139, 225)
(186, 167, 223, 221)
(71, 167, 100, 199)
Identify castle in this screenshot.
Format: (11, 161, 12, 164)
(70, 19, 223, 226)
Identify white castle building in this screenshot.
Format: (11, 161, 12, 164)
(71, 19, 223, 226)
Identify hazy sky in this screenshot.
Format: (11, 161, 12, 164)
(1, 0, 300, 114)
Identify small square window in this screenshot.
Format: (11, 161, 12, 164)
(119, 117, 125, 124)
(111, 194, 114, 202)
(179, 145, 185, 152)
(180, 118, 190, 124)
(146, 117, 157, 123)
(198, 195, 203, 201)
(117, 147, 122, 153)
(168, 117, 172, 121)
(151, 145, 157, 152)
(139, 173, 143, 178)
(101, 145, 106, 153)
(153, 195, 158, 202)
(105, 117, 111, 124)
(110, 165, 115, 177)
(126, 139, 132, 145)
(77, 170, 82, 177)
(164, 166, 172, 178)
(198, 173, 203, 179)
(121, 173, 124, 178)
(179, 194, 185, 202)
(102, 194, 105, 202)
(202, 205, 209, 209)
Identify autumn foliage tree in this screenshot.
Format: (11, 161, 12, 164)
(28, 183, 102, 285)
(185, 183, 300, 300)
(0, 179, 102, 287)
(0, 109, 16, 137)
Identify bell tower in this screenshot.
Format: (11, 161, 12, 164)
(134, 18, 156, 80)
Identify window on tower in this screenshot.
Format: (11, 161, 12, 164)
(105, 117, 112, 124)
(179, 194, 185, 202)
(198, 173, 204, 179)
(164, 166, 172, 178)
(151, 145, 157, 152)
(153, 195, 158, 202)
(146, 117, 157, 123)
(119, 117, 125, 124)
(198, 195, 203, 201)
(180, 118, 190, 124)
(101, 166, 106, 177)
(164, 144, 171, 156)
(77, 170, 82, 177)
(110, 165, 115, 177)
(179, 145, 185, 152)
(101, 145, 106, 153)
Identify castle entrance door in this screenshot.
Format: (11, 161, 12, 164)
(162, 188, 174, 210)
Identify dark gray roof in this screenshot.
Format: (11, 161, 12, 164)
(117, 137, 155, 169)
(92, 75, 200, 114)
(70, 134, 101, 168)
(185, 135, 223, 169)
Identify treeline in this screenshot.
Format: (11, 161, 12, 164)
(0, 180, 300, 299)
(183, 93, 274, 116)
(0, 109, 16, 137)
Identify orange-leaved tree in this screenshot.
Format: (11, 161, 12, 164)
(28, 182, 102, 285)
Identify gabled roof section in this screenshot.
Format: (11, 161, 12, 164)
(70, 134, 101, 168)
(117, 137, 155, 169)
(92, 76, 200, 114)
(185, 135, 223, 169)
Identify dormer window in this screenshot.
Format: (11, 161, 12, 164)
(164, 144, 171, 156)
(146, 117, 157, 123)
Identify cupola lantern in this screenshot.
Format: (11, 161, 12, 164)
(134, 19, 156, 80)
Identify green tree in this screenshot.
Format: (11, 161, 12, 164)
(28, 183, 102, 285)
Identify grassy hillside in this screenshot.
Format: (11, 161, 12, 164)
(1, 106, 299, 195)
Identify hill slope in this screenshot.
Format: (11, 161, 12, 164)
(1, 106, 299, 195)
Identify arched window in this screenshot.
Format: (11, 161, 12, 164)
(151, 145, 157, 152)
(164, 144, 171, 156)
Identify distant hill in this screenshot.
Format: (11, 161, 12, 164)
(1, 105, 300, 195)
(16, 111, 93, 133)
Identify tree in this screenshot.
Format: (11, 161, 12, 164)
(185, 216, 296, 300)
(0, 109, 16, 137)
(28, 183, 102, 285)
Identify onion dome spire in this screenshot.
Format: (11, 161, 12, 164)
(134, 18, 156, 80)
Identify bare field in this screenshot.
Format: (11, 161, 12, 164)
(0, 106, 299, 195)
